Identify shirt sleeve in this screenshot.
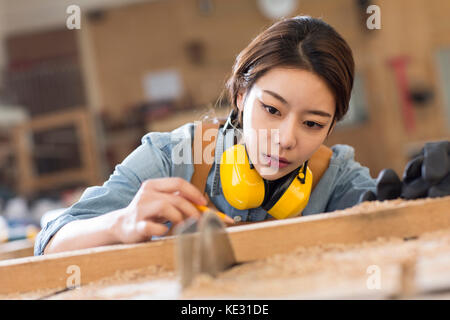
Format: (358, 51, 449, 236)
(324, 145, 377, 212)
(34, 128, 176, 256)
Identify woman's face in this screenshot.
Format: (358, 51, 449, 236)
(236, 67, 336, 180)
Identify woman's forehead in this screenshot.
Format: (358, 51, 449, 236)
(252, 67, 335, 113)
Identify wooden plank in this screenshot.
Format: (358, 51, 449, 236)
(12, 123, 34, 194)
(0, 240, 34, 261)
(0, 196, 449, 295)
(0, 239, 175, 295)
(16, 109, 86, 132)
(228, 197, 450, 263)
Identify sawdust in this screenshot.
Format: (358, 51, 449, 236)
(47, 265, 177, 300)
(310, 196, 444, 219)
(2, 196, 450, 299)
(1, 265, 176, 300)
(0, 287, 64, 300)
(41, 226, 450, 300)
(182, 227, 450, 299)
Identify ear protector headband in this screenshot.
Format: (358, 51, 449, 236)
(219, 110, 313, 219)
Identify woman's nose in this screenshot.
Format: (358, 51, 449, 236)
(278, 118, 297, 150)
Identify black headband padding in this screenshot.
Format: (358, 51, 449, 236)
(261, 166, 301, 211)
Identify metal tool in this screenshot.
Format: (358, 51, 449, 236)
(175, 211, 237, 289)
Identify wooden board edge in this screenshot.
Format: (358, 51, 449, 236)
(0, 196, 449, 295)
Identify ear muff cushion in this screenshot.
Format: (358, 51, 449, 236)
(220, 144, 265, 209)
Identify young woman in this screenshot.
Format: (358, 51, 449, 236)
(36, 15, 376, 255)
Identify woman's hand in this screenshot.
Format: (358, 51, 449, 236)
(111, 177, 208, 243)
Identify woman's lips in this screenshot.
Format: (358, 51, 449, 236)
(262, 154, 291, 168)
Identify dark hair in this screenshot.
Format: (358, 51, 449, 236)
(219, 15, 355, 128)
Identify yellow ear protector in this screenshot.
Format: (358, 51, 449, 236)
(219, 110, 313, 219)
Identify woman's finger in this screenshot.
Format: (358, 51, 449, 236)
(144, 177, 208, 205)
(136, 220, 169, 238)
(139, 199, 184, 225)
(163, 193, 202, 220)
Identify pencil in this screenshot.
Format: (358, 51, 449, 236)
(195, 204, 235, 225)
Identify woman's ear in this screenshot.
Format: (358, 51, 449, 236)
(236, 91, 244, 113)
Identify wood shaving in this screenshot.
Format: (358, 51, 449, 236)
(2, 196, 450, 299)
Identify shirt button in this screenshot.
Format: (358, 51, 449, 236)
(233, 215, 242, 222)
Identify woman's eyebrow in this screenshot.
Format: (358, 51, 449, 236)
(263, 89, 288, 105)
(262, 89, 332, 118)
(303, 110, 332, 118)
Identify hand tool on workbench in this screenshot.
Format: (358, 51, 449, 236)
(174, 210, 238, 289)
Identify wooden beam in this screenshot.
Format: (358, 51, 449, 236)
(0, 240, 34, 261)
(1, 196, 449, 295)
(228, 196, 450, 263)
(0, 240, 176, 295)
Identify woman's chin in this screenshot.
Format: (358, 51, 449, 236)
(255, 165, 288, 180)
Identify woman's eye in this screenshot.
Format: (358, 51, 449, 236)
(262, 103, 280, 116)
(304, 121, 325, 129)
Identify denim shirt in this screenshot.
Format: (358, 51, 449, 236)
(34, 121, 376, 255)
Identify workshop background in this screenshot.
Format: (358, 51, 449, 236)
(0, 0, 449, 250)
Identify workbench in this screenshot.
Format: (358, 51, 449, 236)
(1, 196, 450, 299)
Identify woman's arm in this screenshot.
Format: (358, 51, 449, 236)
(35, 122, 200, 255)
(43, 209, 121, 254)
(324, 145, 377, 212)
(42, 176, 208, 254)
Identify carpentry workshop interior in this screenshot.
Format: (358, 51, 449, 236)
(0, 0, 450, 304)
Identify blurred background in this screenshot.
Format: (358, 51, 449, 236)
(0, 0, 449, 251)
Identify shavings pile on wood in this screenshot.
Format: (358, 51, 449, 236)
(2, 196, 450, 299)
(1, 265, 177, 300)
(182, 229, 450, 299)
(46, 226, 450, 299)
(308, 196, 444, 217)
(182, 197, 450, 299)
(47, 265, 178, 300)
